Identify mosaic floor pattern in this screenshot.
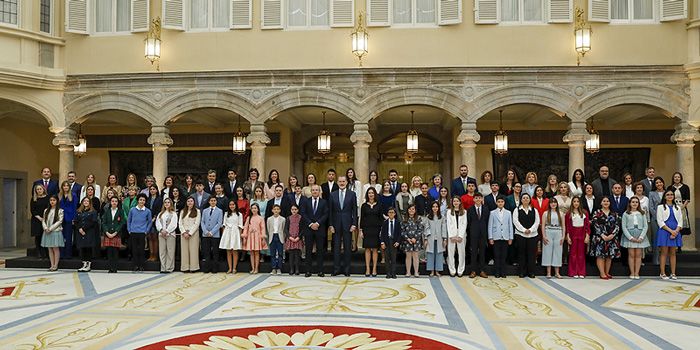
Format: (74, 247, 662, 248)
(0, 268, 697, 349)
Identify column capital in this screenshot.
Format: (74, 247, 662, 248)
(147, 125, 174, 147)
(457, 122, 480, 144)
(52, 127, 78, 147)
(562, 121, 589, 143)
(247, 124, 271, 145)
(350, 123, 373, 144)
(671, 122, 700, 144)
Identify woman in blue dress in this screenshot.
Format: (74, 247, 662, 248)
(59, 181, 77, 259)
(656, 190, 683, 280)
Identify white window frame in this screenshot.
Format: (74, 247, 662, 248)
(40, 0, 53, 34)
(391, 0, 438, 28)
(92, 0, 131, 36)
(285, 0, 331, 30)
(187, 0, 231, 32)
(499, 0, 547, 25)
(610, 0, 658, 24)
(0, 0, 21, 28)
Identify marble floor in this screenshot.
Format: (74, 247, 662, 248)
(0, 268, 698, 350)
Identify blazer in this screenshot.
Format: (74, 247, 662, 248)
(505, 194, 520, 212)
(488, 208, 514, 240)
(424, 217, 448, 253)
(329, 189, 358, 233)
(641, 178, 656, 196)
(451, 176, 477, 197)
(69, 182, 83, 202)
(591, 177, 618, 198)
(200, 206, 223, 238)
(380, 218, 401, 245)
(656, 204, 684, 229)
(667, 184, 691, 202)
(321, 181, 339, 201)
(388, 181, 401, 196)
(34, 178, 59, 197)
(191, 191, 211, 210)
(265, 196, 292, 219)
(445, 210, 468, 239)
(242, 180, 264, 201)
(484, 192, 500, 212)
(414, 194, 432, 217)
(101, 207, 125, 234)
(203, 182, 217, 195)
(467, 205, 490, 237)
(301, 196, 329, 232)
(530, 197, 549, 222)
(622, 211, 648, 241)
(581, 195, 600, 216)
(266, 216, 287, 243)
(178, 209, 201, 235)
(609, 195, 629, 216)
(42, 208, 64, 233)
(156, 211, 179, 236)
(223, 180, 241, 200)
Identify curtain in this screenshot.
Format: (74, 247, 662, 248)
(611, 0, 629, 20)
(310, 0, 329, 26)
(416, 0, 435, 24)
(393, 0, 412, 24)
(523, 0, 542, 21)
(95, 0, 113, 32)
(213, 0, 230, 28)
(116, 0, 130, 32)
(288, 0, 307, 26)
(633, 0, 653, 20)
(191, 0, 208, 29)
(501, 0, 519, 22)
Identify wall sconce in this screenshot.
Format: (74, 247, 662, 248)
(145, 17, 162, 71)
(574, 7, 591, 66)
(351, 11, 368, 67)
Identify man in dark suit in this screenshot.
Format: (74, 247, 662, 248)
(321, 168, 339, 201)
(452, 164, 478, 198)
(484, 183, 500, 212)
(34, 167, 58, 197)
(265, 184, 292, 219)
(223, 169, 241, 201)
(467, 193, 490, 278)
(641, 166, 656, 196)
(204, 170, 217, 195)
(388, 169, 400, 196)
(380, 207, 401, 279)
(591, 165, 617, 199)
(67, 171, 82, 200)
(610, 183, 629, 216)
(301, 184, 328, 277)
(328, 176, 358, 276)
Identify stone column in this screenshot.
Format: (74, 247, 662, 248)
(671, 122, 700, 250)
(147, 125, 173, 187)
(51, 127, 78, 182)
(350, 123, 373, 184)
(247, 124, 271, 176)
(562, 121, 589, 179)
(457, 121, 480, 177)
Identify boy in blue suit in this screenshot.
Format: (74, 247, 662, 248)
(488, 196, 514, 278)
(201, 196, 223, 273)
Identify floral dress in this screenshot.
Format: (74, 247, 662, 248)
(401, 217, 425, 252)
(589, 210, 621, 258)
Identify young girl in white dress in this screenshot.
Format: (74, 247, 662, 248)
(220, 199, 244, 274)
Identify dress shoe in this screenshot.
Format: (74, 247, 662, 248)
(331, 272, 339, 277)
(386, 275, 391, 279)
(518, 274, 525, 278)
(469, 271, 477, 278)
(480, 271, 488, 278)
(305, 272, 312, 277)
(344, 273, 351, 277)
(318, 272, 325, 277)
(528, 274, 535, 278)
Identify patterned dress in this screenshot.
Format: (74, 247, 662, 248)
(284, 214, 304, 251)
(589, 210, 621, 258)
(401, 217, 425, 252)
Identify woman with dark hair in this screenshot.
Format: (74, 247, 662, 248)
(59, 181, 77, 259)
(243, 168, 264, 200)
(41, 195, 64, 271)
(161, 175, 175, 199)
(285, 175, 299, 201)
(103, 174, 123, 202)
(648, 176, 666, 265)
(499, 169, 519, 196)
(146, 184, 163, 262)
(179, 197, 201, 272)
(83, 185, 101, 215)
(513, 193, 540, 278)
(171, 186, 186, 214)
(568, 169, 586, 198)
(243, 203, 267, 274)
(401, 204, 424, 278)
(667, 172, 691, 244)
(102, 196, 124, 273)
(264, 169, 284, 200)
(590, 196, 621, 279)
(182, 175, 196, 198)
(478, 171, 494, 196)
(428, 174, 444, 201)
(623, 173, 635, 199)
(302, 173, 317, 198)
(360, 187, 382, 276)
(31, 184, 49, 259)
(379, 181, 396, 218)
(657, 190, 683, 280)
(362, 170, 382, 201)
(424, 201, 447, 277)
(74, 197, 98, 272)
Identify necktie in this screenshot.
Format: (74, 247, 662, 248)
(463, 180, 467, 191)
(392, 183, 396, 193)
(210, 208, 213, 216)
(44, 180, 48, 189)
(313, 198, 318, 214)
(477, 207, 481, 219)
(389, 220, 394, 239)
(340, 190, 345, 210)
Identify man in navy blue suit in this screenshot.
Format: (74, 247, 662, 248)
(33, 167, 58, 196)
(67, 171, 82, 200)
(328, 176, 357, 276)
(301, 185, 328, 277)
(451, 164, 477, 198)
(610, 183, 629, 216)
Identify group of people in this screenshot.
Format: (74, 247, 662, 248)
(30, 163, 691, 280)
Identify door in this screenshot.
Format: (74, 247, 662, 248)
(2, 179, 18, 247)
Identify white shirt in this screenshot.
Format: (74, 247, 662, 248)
(111, 207, 118, 219)
(513, 206, 540, 238)
(571, 212, 585, 227)
(585, 196, 594, 213)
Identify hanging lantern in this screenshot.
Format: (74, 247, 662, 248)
(586, 117, 600, 154)
(494, 110, 508, 155)
(406, 110, 419, 154)
(74, 124, 87, 158)
(232, 115, 247, 155)
(144, 18, 162, 70)
(574, 7, 591, 66)
(318, 111, 331, 154)
(351, 11, 369, 67)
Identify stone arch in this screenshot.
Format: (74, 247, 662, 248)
(0, 87, 62, 127)
(65, 92, 159, 125)
(256, 87, 362, 123)
(578, 85, 688, 120)
(362, 87, 474, 122)
(159, 89, 257, 124)
(468, 85, 577, 121)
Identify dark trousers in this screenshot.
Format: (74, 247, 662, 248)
(332, 229, 352, 274)
(106, 246, 118, 271)
(289, 249, 301, 274)
(270, 234, 283, 269)
(493, 240, 509, 276)
(305, 228, 326, 273)
(470, 231, 487, 273)
(61, 222, 73, 258)
(34, 235, 47, 258)
(516, 235, 538, 276)
(384, 242, 397, 277)
(80, 247, 92, 262)
(131, 233, 146, 269)
(201, 236, 221, 273)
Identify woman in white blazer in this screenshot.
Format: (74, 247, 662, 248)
(156, 198, 179, 273)
(178, 197, 202, 272)
(656, 190, 684, 280)
(446, 196, 468, 277)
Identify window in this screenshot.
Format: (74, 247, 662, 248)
(0, 0, 19, 26)
(393, 0, 435, 25)
(190, 0, 230, 30)
(288, 0, 329, 28)
(501, 0, 544, 23)
(40, 0, 51, 33)
(95, 0, 131, 33)
(611, 0, 655, 22)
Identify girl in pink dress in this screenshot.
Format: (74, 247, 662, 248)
(243, 203, 267, 274)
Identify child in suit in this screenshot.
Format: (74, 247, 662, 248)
(266, 204, 286, 275)
(467, 193, 490, 278)
(381, 207, 401, 279)
(488, 196, 514, 278)
(200, 197, 223, 273)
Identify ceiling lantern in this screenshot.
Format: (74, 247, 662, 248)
(232, 115, 247, 155)
(406, 110, 419, 154)
(317, 111, 331, 154)
(586, 116, 600, 154)
(74, 123, 87, 158)
(494, 110, 508, 155)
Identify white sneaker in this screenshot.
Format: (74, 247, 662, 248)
(488, 260, 494, 266)
(661, 274, 669, 280)
(574, 275, 579, 279)
(670, 274, 677, 280)
(78, 261, 87, 272)
(270, 270, 275, 275)
(85, 262, 91, 272)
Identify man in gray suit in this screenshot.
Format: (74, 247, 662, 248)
(641, 166, 657, 196)
(329, 176, 358, 276)
(591, 165, 617, 199)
